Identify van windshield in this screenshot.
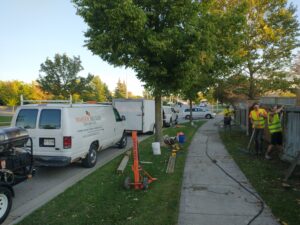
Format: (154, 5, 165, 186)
(39, 109, 61, 129)
(113, 108, 122, 122)
(16, 109, 38, 129)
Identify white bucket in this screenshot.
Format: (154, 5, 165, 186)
(152, 142, 161, 155)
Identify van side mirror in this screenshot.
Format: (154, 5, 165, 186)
(121, 115, 126, 121)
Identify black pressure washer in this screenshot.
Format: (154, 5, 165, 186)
(0, 127, 35, 224)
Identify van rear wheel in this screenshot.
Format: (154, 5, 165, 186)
(82, 145, 97, 168)
(118, 132, 127, 149)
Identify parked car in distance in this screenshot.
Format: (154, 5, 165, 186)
(184, 107, 216, 120)
(11, 101, 127, 168)
(163, 106, 178, 127)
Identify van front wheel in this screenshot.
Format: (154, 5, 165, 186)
(82, 145, 98, 168)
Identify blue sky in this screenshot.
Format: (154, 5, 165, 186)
(0, 0, 300, 96)
(0, 0, 142, 95)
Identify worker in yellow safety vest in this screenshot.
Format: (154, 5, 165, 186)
(223, 105, 234, 130)
(249, 103, 267, 155)
(265, 105, 284, 160)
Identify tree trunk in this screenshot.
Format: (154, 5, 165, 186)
(248, 62, 255, 100)
(154, 95, 162, 143)
(189, 98, 193, 124)
(249, 72, 255, 99)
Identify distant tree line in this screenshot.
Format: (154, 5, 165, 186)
(0, 54, 143, 108)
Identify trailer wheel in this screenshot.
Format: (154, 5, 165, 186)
(124, 177, 131, 190)
(142, 177, 149, 190)
(0, 187, 12, 224)
(82, 145, 98, 168)
(118, 132, 127, 149)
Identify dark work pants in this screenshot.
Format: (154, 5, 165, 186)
(254, 128, 264, 154)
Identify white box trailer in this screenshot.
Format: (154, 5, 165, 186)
(113, 99, 155, 133)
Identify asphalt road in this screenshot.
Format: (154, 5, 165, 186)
(4, 134, 150, 225)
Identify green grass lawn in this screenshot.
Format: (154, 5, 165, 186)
(219, 129, 300, 225)
(0, 116, 12, 126)
(18, 121, 205, 225)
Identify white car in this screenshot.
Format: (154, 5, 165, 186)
(163, 106, 178, 127)
(11, 102, 127, 168)
(184, 107, 216, 119)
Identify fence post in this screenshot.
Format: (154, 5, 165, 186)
(296, 89, 300, 106)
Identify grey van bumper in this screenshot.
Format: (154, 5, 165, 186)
(34, 156, 71, 167)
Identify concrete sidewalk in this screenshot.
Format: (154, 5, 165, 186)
(179, 117, 280, 225)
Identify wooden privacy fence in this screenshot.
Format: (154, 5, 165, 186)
(233, 98, 300, 165)
(282, 107, 300, 165)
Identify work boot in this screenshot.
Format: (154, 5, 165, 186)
(265, 154, 271, 160)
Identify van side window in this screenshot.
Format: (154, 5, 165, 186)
(16, 109, 38, 129)
(113, 108, 122, 122)
(39, 109, 61, 129)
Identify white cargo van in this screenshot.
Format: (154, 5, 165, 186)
(112, 99, 155, 133)
(162, 106, 178, 127)
(11, 100, 127, 168)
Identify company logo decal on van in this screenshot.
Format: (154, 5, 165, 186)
(75, 111, 101, 123)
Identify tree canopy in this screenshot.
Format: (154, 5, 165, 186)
(82, 76, 112, 102)
(73, 0, 247, 141)
(37, 53, 93, 99)
(233, 0, 299, 99)
(0, 81, 49, 109)
(292, 51, 300, 83)
(114, 79, 127, 98)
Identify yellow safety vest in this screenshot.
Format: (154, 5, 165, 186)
(224, 109, 232, 117)
(250, 109, 266, 129)
(268, 113, 282, 134)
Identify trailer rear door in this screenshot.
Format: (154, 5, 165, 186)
(114, 101, 143, 131)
